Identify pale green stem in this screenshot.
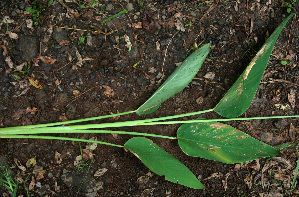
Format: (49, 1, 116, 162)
(0, 128, 176, 139)
(3, 110, 136, 130)
(69, 108, 214, 129)
(0, 134, 124, 148)
(135, 115, 299, 126)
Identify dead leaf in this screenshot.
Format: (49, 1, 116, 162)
(29, 176, 35, 191)
(148, 67, 156, 73)
(156, 41, 161, 51)
(5, 56, 14, 68)
(26, 107, 38, 115)
(28, 77, 43, 89)
(203, 172, 223, 180)
(0, 45, 8, 55)
(15, 62, 27, 71)
(174, 12, 183, 18)
(289, 123, 297, 141)
(73, 90, 80, 97)
(14, 158, 26, 171)
(37, 54, 57, 64)
(132, 22, 143, 28)
(36, 171, 45, 180)
(74, 155, 82, 167)
(55, 151, 62, 164)
(8, 32, 19, 39)
(175, 20, 185, 32)
(75, 48, 83, 67)
(124, 34, 132, 50)
(26, 157, 37, 167)
(244, 174, 252, 189)
(59, 40, 70, 46)
(94, 168, 108, 177)
(103, 85, 114, 97)
(204, 72, 215, 80)
(12, 109, 26, 120)
(82, 149, 94, 159)
(86, 138, 98, 151)
(288, 89, 296, 108)
(26, 19, 33, 29)
(2, 16, 14, 23)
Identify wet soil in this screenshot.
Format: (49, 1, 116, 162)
(0, 0, 298, 196)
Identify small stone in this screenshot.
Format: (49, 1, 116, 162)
(126, 3, 134, 11)
(106, 4, 113, 11)
(190, 11, 196, 17)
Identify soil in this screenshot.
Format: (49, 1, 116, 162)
(0, 0, 298, 196)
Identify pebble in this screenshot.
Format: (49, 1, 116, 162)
(126, 3, 134, 11)
(106, 4, 113, 11)
(190, 11, 196, 17)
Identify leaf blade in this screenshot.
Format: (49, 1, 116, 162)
(177, 122, 279, 164)
(136, 43, 211, 115)
(124, 137, 204, 189)
(214, 14, 294, 118)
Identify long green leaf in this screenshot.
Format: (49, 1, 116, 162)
(124, 137, 204, 189)
(136, 43, 211, 115)
(214, 14, 294, 118)
(177, 122, 279, 164)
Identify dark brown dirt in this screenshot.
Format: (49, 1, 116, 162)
(0, 0, 298, 196)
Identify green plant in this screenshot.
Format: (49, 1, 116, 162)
(282, 0, 296, 13)
(91, 0, 99, 8)
(0, 165, 18, 196)
(78, 33, 90, 46)
(0, 14, 297, 189)
(280, 60, 292, 66)
(101, 9, 129, 24)
(25, 0, 48, 26)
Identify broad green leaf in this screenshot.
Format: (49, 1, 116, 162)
(214, 14, 294, 118)
(136, 43, 211, 115)
(124, 137, 204, 189)
(177, 122, 279, 164)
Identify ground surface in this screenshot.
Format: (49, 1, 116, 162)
(0, 0, 298, 196)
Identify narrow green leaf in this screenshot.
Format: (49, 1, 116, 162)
(214, 14, 294, 118)
(177, 122, 279, 164)
(124, 137, 204, 189)
(136, 43, 211, 115)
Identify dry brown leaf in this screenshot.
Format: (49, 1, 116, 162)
(94, 168, 108, 177)
(29, 177, 35, 191)
(203, 172, 223, 180)
(174, 12, 183, 18)
(244, 174, 252, 189)
(73, 89, 80, 97)
(14, 158, 26, 171)
(26, 107, 38, 114)
(86, 138, 98, 151)
(8, 32, 19, 39)
(74, 155, 82, 167)
(37, 54, 57, 64)
(0, 45, 8, 55)
(288, 89, 296, 108)
(103, 85, 114, 97)
(28, 77, 43, 89)
(55, 151, 62, 164)
(36, 171, 45, 180)
(289, 123, 297, 141)
(82, 149, 94, 159)
(156, 41, 161, 51)
(5, 56, 14, 68)
(59, 40, 70, 46)
(132, 22, 143, 28)
(75, 48, 83, 67)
